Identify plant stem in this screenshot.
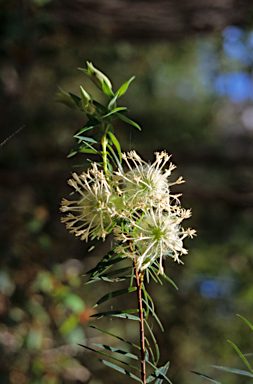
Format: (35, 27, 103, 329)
(128, 243, 146, 383)
(134, 260, 146, 384)
(101, 134, 108, 175)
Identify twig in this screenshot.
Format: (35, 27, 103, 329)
(0, 126, 25, 147)
(134, 261, 146, 384)
(129, 241, 146, 384)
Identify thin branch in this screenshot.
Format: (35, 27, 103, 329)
(134, 261, 146, 384)
(129, 240, 146, 384)
(0, 126, 25, 148)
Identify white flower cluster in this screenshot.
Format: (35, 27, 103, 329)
(61, 151, 196, 273)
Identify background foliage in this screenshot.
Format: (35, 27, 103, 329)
(1, 1, 253, 384)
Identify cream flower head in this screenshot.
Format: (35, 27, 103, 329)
(114, 151, 184, 209)
(114, 206, 196, 274)
(60, 163, 122, 241)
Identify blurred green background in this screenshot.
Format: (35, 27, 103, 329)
(1, 1, 253, 383)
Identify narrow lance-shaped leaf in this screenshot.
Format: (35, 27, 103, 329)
(86, 275, 130, 284)
(142, 284, 155, 311)
(106, 149, 119, 171)
(191, 371, 222, 384)
(116, 112, 141, 130)
(80, 148, 98, 154)
(94, 287, 137, 307)
(160, 273, 178, 290)
(89, 325, 141, 350)
(108, 93, 119, 111)
(144, 319, 160, 365)
(90, 310, 140, 321)
(142, 299, 164, 332)
(75, 125, 96, 136)
(103, 267, 132, 277)
(142, 289, 150, 318)
(227, 340, 253, 373)
(108, 131, 122, 162)
(211, 365, 253, 378)
(116, 76, 135, 98)
(102, 79, 115, 98)
(237, 314, 253, 330)
(69, 93, 81, 108)
(93, 100, 108, 113)
(93, 343, 141, 361)
(147, 267, 158, 284)
(84, 251, 121, 277)
(67, 140, 97, 158)
(153, 262, 178, 290)
(73, 135, 98, 144)
(107, 144, 124, 173)
(103, 107, 128, 119)
(147, 361, 173, 384)
(145, 337, 155, 365)
(99, 359, 142, 382)
(78, 344, 141, 373)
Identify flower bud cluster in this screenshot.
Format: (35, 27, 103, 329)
(61, 151, 196, 273)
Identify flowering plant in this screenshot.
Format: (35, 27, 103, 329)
(58, 62, 196, 384)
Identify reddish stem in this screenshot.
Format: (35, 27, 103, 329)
(129, 240, 146, 383)
(134, 261, 146, 384)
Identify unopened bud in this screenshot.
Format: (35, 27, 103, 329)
(55, 86, 78, 110)
(79, 62, 112, 90)
(80, 86, 96, 114)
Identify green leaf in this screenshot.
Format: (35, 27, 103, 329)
(93, 100, 108, 114)
(94, 287, 137, 307)
(112, 313, 140, 321)
(93, 344, 140, 361)
(67, 149, 78, 158)
(104, 267, 132, 277)
(84, 251, 121, 277)
(116, 112, 141, 130)
(142, 285, 155, 311)
(116, 76, 135, 97)
(99, 359, 142, 382)
(142, 299, 164, 332)
(78, 344, 141, 374)
(106, 149, 118, 170)
(89, 325, 140, 349)
(147, 361, 172, 384)
(161, 273, 178, 290)
(80, 148, 98, 154)
(55, 86, 79, 110)
(86, 275, 130, 284)
(152, 263, 178, 289)
(144, 319, 160, 365)
(191, 371, 222, 384)
(69, 93, 81, 108)
(108, 131, 122, 162)
(145, 337, 156, 365)
(107, 144, 124, 172)
(108, 93, 119, 111)
(86, 267, 132, 284)
(151, 268, 163, 285)
(211, 365, 253, 378)
(227, 340, 253, 373)
(73, 135, 98, 144)
(102, 79, 115, 98)
(90, 310, 140, 321)
(75, 125, 95, 136)
(237, 314, 253, 330)
(103, 107, 128, 119)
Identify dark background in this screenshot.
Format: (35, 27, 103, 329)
(1, 1, 253, 384)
